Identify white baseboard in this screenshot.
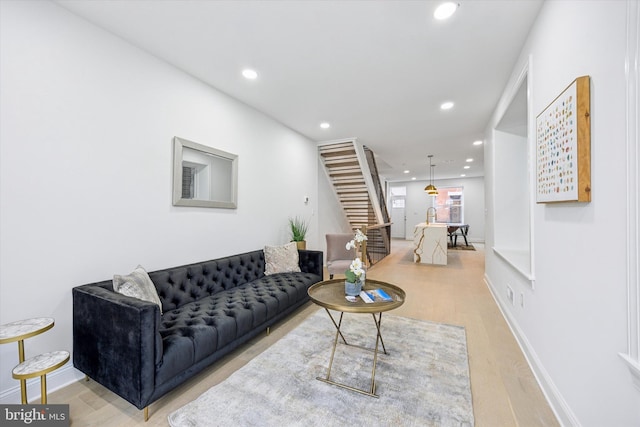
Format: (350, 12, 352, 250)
(0, 365, 84, 404)
(484, 273, 580, 427)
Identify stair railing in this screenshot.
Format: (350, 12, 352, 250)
(359, 222, 392, 268)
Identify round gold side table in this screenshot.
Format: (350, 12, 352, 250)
(308, 278, 406, 397)
(0, 317, 55, 404)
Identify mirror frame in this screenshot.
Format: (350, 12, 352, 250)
(172, 136, 238, 209)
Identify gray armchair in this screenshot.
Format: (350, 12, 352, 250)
(326, 233, 356, 279)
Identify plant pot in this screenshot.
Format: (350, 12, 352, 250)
(345, 280, 362, 296)
(295, 241, 306, 250)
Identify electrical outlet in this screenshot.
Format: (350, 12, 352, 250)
(506, 285, 514, 305)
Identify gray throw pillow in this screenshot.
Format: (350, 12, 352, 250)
(264, 242, 301, 275)
(113, 265, 163, 314)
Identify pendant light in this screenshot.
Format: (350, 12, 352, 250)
(424, 155, 438, 196)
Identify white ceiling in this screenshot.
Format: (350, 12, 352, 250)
(55, 0, 542, 182)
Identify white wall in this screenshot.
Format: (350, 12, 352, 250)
(0, 0, 318, 402)
(392, 177, 485, 242)
(485, 1, 639, 425)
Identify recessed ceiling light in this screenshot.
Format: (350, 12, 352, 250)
(466, 158, 473, 162)
(404, 170, 410, 174)
(320, 122, 331, 129)
(440, 101, 454, 110)
(242, 69, 258, 80)
(463, 165, 470, 169)
(434, 2, 459, 20)
(412, 177, 417, 180)
(460, 174, 466, 177)
(473, 140, 483, 145)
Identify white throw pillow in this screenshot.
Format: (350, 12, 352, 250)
(264, 242, 302, 275)
(113, 265, 163, 314)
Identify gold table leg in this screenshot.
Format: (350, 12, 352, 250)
(17, 340, 27, 404)
(316, 310, 387, 398)
(40, 375, 47, 404)
(322, 308, 348, 346)
(319, 310, 343, 382)
(368, 312, 384, 395)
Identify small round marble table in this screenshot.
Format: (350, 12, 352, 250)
(13, 351, 70, 404)
(0, 317, 55, 403)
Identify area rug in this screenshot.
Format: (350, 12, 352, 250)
(168, 309, 474, 427)
(448, 244, 476, 251)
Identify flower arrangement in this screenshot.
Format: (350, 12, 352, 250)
(345, 257, 365, 284)
(344, 229, 368, 284)
(345, 229, 368, 251)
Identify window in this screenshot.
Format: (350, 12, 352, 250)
(392, 198, 405, 208)
(390, 186, 406, 208)
(433, 187, 464, 224)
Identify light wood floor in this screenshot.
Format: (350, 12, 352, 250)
(50, 240, 560, 426)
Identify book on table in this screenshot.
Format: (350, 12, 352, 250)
(360, 288, 393, 303)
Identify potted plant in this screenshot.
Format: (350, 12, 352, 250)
(288, 216, 309, 250)
(344, 257, 365, 296)
(344, 229, 368, 296)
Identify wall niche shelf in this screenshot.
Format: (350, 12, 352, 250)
(492, 247, 535, 282)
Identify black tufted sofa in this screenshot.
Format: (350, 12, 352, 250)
(72, 249, 323, 418)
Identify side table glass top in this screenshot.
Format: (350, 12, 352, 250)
(308, 279, 405, 313)
(0, 318, 54, 343)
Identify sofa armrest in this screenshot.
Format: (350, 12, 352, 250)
(298, 250, 323, 277)
(73, 283, 160, 409)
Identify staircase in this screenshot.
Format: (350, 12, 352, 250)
(319, 140, 391, 266)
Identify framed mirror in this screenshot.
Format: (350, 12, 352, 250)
(172, 137, 238, 209)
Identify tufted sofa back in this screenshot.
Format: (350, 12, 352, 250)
(150, 250, 265, 313)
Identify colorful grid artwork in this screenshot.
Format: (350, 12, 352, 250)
(536, 76, 591, 203)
